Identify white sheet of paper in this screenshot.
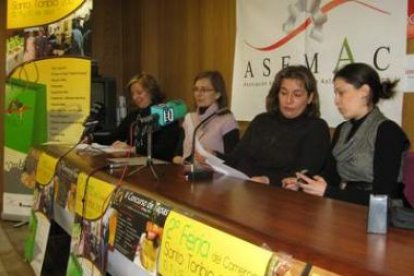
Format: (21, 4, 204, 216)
(195, 141, 250, 180)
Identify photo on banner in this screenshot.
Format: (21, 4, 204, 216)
(232, 0, 407, 126)
(3, 0, 93, 221)
(103, 188, 171, 275)
(69, 172, 116, 276)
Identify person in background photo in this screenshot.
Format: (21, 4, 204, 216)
(70, 19, 84, 56)
(172, 70, 239, 164)
(34, 27, 48, 58)
(87, 73, 181, 162)
(23, 30, 36, 62)
(285, 63, 410, 206)
(226, 65, 331, 186)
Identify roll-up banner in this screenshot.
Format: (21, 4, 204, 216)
(3, 0, 93, 221)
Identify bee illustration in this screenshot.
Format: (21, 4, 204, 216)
(6, 99, 28, 122)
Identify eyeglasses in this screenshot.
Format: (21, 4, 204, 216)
(192, 87, 215, 94)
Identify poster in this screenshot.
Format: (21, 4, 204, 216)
(24, 211, 51, 276)
(23, 150, 57, 276)
(232, 0, 407, 126)
(3, 0, 93, 221)
(69, 172, 116, 275)
(406, 0, 414, 90)
(158, 211, 273, 276)
(105, 188, 171, 275)
(53, 159, 80, 233)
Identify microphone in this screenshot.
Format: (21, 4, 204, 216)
(138, 99, 188, 128)
(186, 107, 229, 181)
(83, 102, 105, 127)
(80, 102, 105, 142)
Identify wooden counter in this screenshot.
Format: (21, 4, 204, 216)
(42, 144, 414, 275)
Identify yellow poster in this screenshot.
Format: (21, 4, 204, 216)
(10, 58, 91, 143)
(7, 0, 85, 29)
(159, 211, 273, 276)
(35, 152, 58, 185)
(75, 172, 115, 220)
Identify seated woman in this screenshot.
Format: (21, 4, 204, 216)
(172, 71, 239, 164)
(90, 73, 180, 161)
(226, 65, 331, 186)
(287, 63, 410, 205)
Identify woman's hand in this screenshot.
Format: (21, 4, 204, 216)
(250, 176, 270, 185)
(172, 156, 184, 165)
(282, 177, 300, 191)
(194, 150, 210, 166)
(111, 141, 134, 152)
(80, 134, 92, 144)
(296, 172, 327, 197)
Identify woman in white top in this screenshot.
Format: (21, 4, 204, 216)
(172, 71, 239, 164)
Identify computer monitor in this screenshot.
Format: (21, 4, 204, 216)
(91, 76, 117, 131)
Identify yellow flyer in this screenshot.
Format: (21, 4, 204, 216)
(35, 152, 58, 185)
(75, 172, 115, 220)
(159, 211, 273, 276)
(10, 58, 91, 143)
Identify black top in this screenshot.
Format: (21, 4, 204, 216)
(92, 106, 180, 161)
(226, 111, 331, 187)
(323, 118, 410, 205)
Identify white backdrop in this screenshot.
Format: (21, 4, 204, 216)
(232, 0, 407, 126)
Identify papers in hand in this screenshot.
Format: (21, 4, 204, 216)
(195, 141, 249, 181)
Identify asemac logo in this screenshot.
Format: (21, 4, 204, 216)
(245, 0, 390, 52)
(241, 0, 392, 79)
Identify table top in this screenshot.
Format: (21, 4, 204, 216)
(41, 144, 414, 275)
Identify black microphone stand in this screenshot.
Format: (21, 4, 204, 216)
(186, 112, 220, 181)
(128, 119, 160, 180)
(78, 121, 99, 143)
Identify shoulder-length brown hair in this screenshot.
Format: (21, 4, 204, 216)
(266, 65, 320, 117)
(126, 72, 165, 105)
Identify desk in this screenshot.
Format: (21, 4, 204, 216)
(30, 145, 414, 275)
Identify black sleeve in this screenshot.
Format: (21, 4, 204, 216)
(324, 185, 370, 205)
(372, 121, 410, 196)
(92, 112, 135, 145)
(149, 121, 181, 162)
(223, 128, 240, 154)
(225, 118, 256, 167)
(173, 128, 185, 157)
(215, 129, 240, 159)
(295, 120, 331, 176)
(320, 123, 343, 187)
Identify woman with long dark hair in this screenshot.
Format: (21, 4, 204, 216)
(226, 65, 331, 186)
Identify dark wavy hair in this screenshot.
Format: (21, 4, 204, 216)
(266, 65, 320, 117)
(193, 70, 228, 108)
(334, 62, 398, 105)
(126, 72, 165, 105)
